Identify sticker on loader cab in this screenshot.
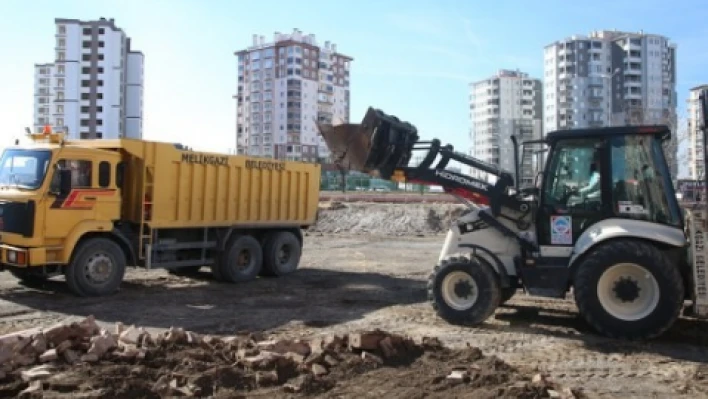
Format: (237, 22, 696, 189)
(617, 201, 648, 215)
(550, 215, 572, 245)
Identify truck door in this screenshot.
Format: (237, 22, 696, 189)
(44, 155, 121, 240)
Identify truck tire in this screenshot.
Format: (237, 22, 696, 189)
(573, 239, 684, 340)
(261, 231, 301, 277)
(65, 237, 126, 297)
(428, 255, 501, 326)
(219, 234, 263, 283)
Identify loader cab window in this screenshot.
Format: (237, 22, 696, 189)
(537, 137, 608, 246)
(542, 138, 605, 212)
(609, 134, 682, 228)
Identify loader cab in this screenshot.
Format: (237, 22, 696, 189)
(537, 126, 682, 248)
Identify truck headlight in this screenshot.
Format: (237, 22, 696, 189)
(7, 251, 16, 263)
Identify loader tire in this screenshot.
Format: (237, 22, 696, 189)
(261, 231, 301, 277)
(219, 234, 263, 283)
(573, 239, 684, 340)
(65, 238, 126, 297)
(428, 255, 501, 326)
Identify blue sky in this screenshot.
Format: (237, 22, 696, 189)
(1, 0, 706, 176)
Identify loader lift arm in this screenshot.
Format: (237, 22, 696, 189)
(318, 107, 537, 250)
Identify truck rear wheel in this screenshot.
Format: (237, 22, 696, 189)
(261, 231, 301, 277)
(428, 255, 501, 325)
(573, 239, 684, 340)
(65, 237, 126, 297)
(219, 234, 263, 283)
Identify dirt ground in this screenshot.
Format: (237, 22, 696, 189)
(1, 202, 708, 397)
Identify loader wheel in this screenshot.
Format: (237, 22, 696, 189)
(65, 238, 126, 297)
(573, 239, 684, 340)
(219, 234, 263, 283)
(261, 231, 301, 277)
(428, 255, 501, 325)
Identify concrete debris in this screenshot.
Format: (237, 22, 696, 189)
(0, 318, 584, 398)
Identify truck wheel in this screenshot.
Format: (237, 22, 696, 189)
(261, 231, 301, 277)
(428, 255, 501, 325)
(219, 234, 263, 283)
(573, 239, 684, 340)
(65, 238, 126, 297)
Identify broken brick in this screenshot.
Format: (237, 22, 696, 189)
(311, 363, 328, 376)
(88, 334, 116, 357)
(349, 331, 387, 350)
(119, 326, 141, 345)
(38, 349, 58, 363)
(54, 340, 72, 354)
(29, 334, 47, 354)
(258, 339, 310, 357)
(255, 370, 279, 387)
(361, 351, 383, 365)
(81, 353, 99, 363)
(63, 349, 80, 364)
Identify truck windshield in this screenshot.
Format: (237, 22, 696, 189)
(0, 149, 52, 190)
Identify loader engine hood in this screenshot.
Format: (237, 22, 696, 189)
(317, 107, 420, 179)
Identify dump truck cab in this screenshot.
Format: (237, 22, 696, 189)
(0, 132, 123, 273)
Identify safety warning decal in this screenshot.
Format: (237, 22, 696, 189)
(551, 215, 572, 245)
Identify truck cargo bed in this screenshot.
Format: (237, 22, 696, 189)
(104, 139, 321, 229)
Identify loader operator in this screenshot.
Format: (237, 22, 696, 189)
(574, 151, 601, 200)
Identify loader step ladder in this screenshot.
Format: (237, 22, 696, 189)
(138, 148, 156, 265)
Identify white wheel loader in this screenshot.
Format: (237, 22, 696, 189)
(318, 95, 708, 340)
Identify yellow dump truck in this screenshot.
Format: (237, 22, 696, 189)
(0, 131, 321, 296)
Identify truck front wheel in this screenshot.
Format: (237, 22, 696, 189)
(65, 238, 127, 297)
(573, 239, 684, 340)
(428, 255, 501, 326)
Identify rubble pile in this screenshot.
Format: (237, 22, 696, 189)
(0, 316, 584, 398)
(311, 202, 467, 236)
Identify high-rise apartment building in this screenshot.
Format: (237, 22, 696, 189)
(687, 85, 708, 179)
(234, 29, 352, 162)
(34, 18, 144, 139)
(469, 69, 543, 187)
(543, 30, 677, 135)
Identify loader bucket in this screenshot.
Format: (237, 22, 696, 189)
(317, 107, 420, 179)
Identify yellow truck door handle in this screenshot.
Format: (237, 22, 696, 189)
(84, 197, 97, 200)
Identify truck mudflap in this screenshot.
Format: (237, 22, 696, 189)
(686, 208, 708, 317)
(317, 107, 419, 179)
